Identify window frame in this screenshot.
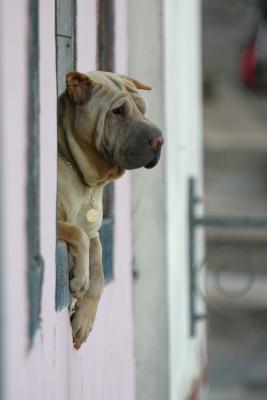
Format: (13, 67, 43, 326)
(97, 0, 115, 283)
(27, 0, 44, 342)
(55, 0, 77, 311)
(55, 0, 116, 312)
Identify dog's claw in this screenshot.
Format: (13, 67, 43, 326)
(71, 307, 94, 350)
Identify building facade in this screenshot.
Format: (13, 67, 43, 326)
(129, 1, 206, 399)
(0, 1, 206, 399)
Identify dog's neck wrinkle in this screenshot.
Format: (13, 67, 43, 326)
(58, 126, 77, 167)
(63, 119, 124, 186)
(58, 125, 91, 188)
(58, 92, 125, 186)
(58, 96, 101, 185)
(58, 95, 78, 166)
(64, 125, 100, 185)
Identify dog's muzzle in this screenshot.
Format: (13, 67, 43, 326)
(110, 119, 164, 170)
(145, 137, 164, 169)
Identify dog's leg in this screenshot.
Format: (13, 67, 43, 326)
(58, 221, 90, 299)
(71, 235, 105, 350)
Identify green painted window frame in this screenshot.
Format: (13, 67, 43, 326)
(55, 0, 116, 311)
(55, 0, 77, 311)
(27, 0, 45, 343)
(97, 0, 115, 283)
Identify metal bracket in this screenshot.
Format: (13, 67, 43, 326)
(188, 177, 205, 336)
(188, 176, 267, 336)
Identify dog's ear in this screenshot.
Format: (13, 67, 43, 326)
(120, 74, 152, 90)
(66, 72, 93, 105)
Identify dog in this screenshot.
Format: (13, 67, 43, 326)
(57, 71, 164, 349)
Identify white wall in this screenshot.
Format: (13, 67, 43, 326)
(128, 0, 169, 399)
(164, 0, 205, 399)
(129, 0, 206, 399)
(1, 1, 136, 400)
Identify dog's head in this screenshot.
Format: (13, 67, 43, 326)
(65, 71, 164, 170)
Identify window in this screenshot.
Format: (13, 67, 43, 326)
(55, 0, 116, 311)
(55, 0, 77, 311)
(56, 0, 76, 96)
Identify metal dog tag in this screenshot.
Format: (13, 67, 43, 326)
(86, 208, 98, 222)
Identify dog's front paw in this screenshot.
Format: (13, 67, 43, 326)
(71, 305, 94, 350)
(69, 268, 89, 299)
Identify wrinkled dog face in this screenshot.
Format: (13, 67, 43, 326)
(66, 71, 164, 170)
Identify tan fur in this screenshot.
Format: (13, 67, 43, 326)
(57, 71, 161, 349)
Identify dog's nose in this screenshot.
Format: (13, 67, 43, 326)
(149, 137, 164, 151)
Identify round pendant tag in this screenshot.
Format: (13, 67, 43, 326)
(86, 208, 98, 222)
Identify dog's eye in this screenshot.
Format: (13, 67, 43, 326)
(112, 106, 124, 116)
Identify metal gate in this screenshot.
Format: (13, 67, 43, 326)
(188, 176, 267, 336)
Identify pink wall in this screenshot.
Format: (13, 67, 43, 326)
(77, 0, 97, 72)
(2, 0, 29, 397)
(2, 1, 135, 399)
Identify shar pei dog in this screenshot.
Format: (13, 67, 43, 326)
(57, 71, 164, 349)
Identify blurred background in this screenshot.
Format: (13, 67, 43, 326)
(203, 1, 267, 399)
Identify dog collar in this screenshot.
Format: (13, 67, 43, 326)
(58, 152, 73, 168)
(58, 152, 99, 223)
